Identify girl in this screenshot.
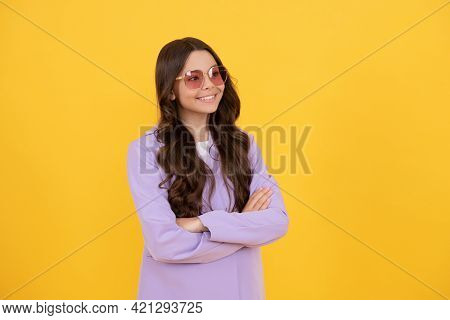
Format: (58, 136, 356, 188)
(127, 37, 289, 300)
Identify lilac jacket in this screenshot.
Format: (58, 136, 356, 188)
(126, 126, 289, 299)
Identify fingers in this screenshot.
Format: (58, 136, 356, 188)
(248, 187, 273, 211)
(260, 196, 271, 210)
(247, 187, 269, 206)
(254, 188, 273, 210)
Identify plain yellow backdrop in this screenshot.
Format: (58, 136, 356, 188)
(1, 0, 449, 299)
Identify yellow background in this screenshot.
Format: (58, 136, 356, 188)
(1, 0, 449, 299)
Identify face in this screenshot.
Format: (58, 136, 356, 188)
(170, 50, 225, 119)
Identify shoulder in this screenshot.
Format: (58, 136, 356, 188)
(239, 129, 258, 159)
(232, 128, 260, 169)
(127, 125, 164, 174)
(128, 125, 162, 155)
(234, 127, 256, 146)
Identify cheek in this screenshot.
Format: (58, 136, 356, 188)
(178, 88, 197, 104)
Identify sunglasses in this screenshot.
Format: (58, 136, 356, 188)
(175, 65, 228, 90)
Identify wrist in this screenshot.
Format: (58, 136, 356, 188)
(195, 217, 208, 232)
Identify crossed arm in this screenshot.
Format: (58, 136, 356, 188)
(126, 133, 289, 264)
(176, 186, 274, 232)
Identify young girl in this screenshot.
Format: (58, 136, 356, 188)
(127, 37, 289, 300)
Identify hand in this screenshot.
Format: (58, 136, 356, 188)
(176, 217, 207, 233)
(242, 187, 273, 213)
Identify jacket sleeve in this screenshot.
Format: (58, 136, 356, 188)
(126, 137, 245, 264)
(197, 133, 289, 247)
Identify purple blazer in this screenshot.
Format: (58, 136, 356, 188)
(126, 125, 289, 299)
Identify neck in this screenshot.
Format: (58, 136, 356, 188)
(179, 113, 210, 142)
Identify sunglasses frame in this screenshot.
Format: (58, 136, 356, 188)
(174, 65, 228, 89)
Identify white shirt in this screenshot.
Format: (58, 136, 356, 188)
(196, 139, 209, 157)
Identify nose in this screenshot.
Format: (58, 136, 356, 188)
(201, 72, 215, 90)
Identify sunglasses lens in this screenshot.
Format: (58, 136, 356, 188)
(185, 70, 204, 89)
(183, 66, 229, 89)
(210, 66, 228, 86)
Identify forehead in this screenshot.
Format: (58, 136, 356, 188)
(181, 50, 218, 73)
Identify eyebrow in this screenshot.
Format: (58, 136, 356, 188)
(185, 63, 218, 73)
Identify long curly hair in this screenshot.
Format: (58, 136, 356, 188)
(153, 37, 252, 218)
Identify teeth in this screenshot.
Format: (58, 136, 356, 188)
(197, 95, 215, 101)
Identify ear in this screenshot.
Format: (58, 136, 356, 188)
(170, 91, 176, 101)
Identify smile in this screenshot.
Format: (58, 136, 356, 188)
(196, 94, 217, 103)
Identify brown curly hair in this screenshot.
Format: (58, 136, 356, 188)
(153, 37, 253, 218)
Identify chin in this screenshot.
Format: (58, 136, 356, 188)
(193, 98, 221, 112)
(192, 105, 219, 114)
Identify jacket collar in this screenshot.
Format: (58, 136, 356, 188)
(206, 130, 219, 161)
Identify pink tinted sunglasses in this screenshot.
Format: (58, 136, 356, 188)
(175, 65, 228, 89)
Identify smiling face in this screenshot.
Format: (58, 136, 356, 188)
(170, 50, 225, 123)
